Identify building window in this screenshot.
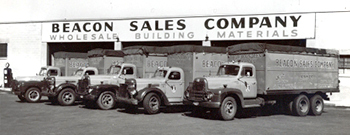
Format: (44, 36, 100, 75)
(0, 43, 7, 58)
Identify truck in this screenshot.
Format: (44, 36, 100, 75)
(183, 43, 340, 120)
(83, 45, 228, 112)
(11, 66, 62, 102)
(77, 62, 138, 108)
(41, 66, 98, 105)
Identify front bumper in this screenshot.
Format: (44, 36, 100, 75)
(82, 94, 97, 101)
(41, 89, 57, 97)
(116, 97, 139, 106)
(183, 98, 221, 108)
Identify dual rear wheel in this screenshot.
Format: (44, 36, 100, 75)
(290, 94, 324, 116)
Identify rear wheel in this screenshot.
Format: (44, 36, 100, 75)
(292, 94, 310, 116)
(25, 88, 41, 103)
(218, 97, 237, 120)
(58, 88, 76, 106)
(17, 95, 26, 102)
(143, 93, 160, 114)
(309, 94, 324, 116)
(97, 91, 116, 110)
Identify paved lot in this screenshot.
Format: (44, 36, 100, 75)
(1, 93, 350, 135)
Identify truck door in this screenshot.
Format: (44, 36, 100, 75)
(165, 71, 184, 103)
(239, 66, 257, 98)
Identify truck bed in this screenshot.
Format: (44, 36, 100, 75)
(228, 43, 339, 95)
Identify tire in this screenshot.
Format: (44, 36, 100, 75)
(25, 88, 41, 103)
(97, 91, 116, 110)
(292, 94, 310, 116)
(17, 95, 26, 102)
(143, 93, 161, 114)
(218, 97, 237, 120)
(309, 95, 324, 116)
(58, 88, 76, 106)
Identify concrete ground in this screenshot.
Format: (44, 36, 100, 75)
(324, 75, 350, 107)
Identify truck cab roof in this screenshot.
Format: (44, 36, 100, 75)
(222, 61, 255, 67)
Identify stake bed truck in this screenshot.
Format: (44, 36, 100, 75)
(183, 43, 339, 120)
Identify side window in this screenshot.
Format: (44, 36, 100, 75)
(168, 71, 180, 80)
(86, 70, 96, 75)
(48, 69, 58, 76)
(241, 67, 253, 77)
(123, 67, 134, 75)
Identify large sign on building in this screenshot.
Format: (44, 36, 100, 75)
(42, 13, 315, 42)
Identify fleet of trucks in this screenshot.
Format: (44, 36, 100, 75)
(9, 43, 340, 121)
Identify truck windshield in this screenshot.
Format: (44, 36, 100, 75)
(109, 65, 121, 75)
(38, 68, 47, 76)
(73, 69, 84, 76)
(217, 65, 240, 76)
(153, 69, 168, 78)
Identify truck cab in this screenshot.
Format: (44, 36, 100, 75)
(11, 66, 62, 103)
(184, 61, 261, 120)
(41, 66, 98, 105)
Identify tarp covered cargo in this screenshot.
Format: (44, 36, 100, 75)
(123, 46, 168, 55)
(88, 48, 124, 57)
(227, 43, 339, 56)
(167, 45, 226, 54)
(54, 52, 88, 58)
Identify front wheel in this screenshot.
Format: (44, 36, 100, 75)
(143, 93, 160, 114)
(25, 88, 41, 103)
(218, 97, 237, 120)
(309, 94, 324, 116)
(97, 91, 116, 110)
(58, 88, 76, 106)
(292, 94, 310, 116)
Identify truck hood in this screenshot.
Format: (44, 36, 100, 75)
(15, 76, 45, 82)
(135, 78, 165, 91)
(54, 76, 83, 86)
(204, 76, 238, 89)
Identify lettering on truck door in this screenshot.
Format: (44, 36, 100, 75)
(239, 66, 257, 98)
(165, 71, 184, 102)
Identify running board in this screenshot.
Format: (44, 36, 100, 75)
(243, 97, 265, 108)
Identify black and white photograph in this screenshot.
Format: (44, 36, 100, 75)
(1, 0, 350, 135)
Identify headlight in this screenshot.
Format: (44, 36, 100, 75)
(129, 89, 137, 96)
(88, 88, 94, 93)
(205, 91, 214, 100)
(184, 90, 190, 99)
(127, 79, 136, 90)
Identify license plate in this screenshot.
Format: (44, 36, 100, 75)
(193, 102, 199, 106)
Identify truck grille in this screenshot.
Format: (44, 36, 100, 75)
(189, 79, 206, 101)
(77, 78, 89, 93)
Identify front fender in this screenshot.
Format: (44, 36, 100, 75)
(91, 84, 119, 97)
(217, 88, 244, 108)
(136, 88, 169, 105)
(54, 83, 78, 96)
